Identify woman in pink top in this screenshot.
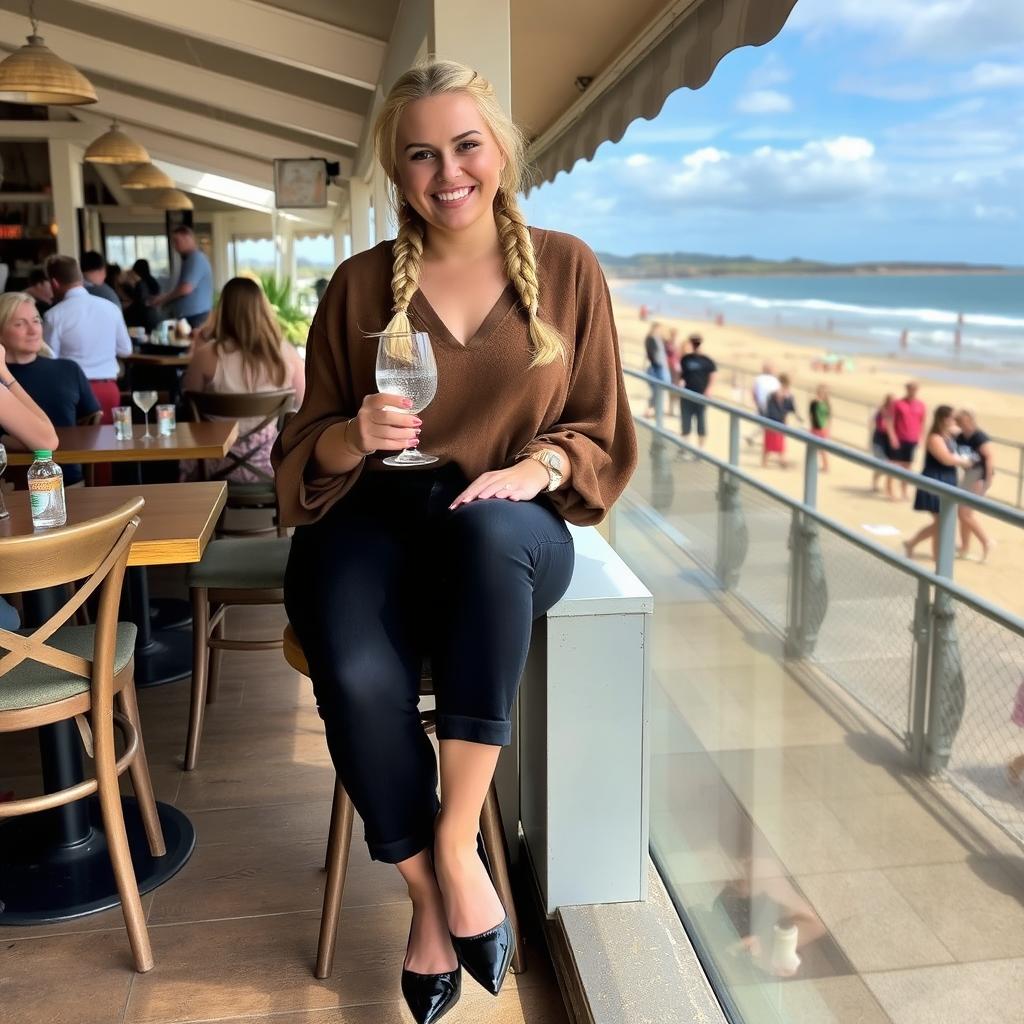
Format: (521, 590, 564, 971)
(891, 382, 926, 500)
(182, 277, 305, 481)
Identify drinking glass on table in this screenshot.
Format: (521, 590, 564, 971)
(374, 331, 438, 467)
(132, 390, 159, 441)
(0, 442, 9, 519)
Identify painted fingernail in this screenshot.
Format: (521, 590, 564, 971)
(411, 438, 420, 445)
(403, 398, 413, 408)
(413, 418, 423, 426)
(414, 428, 421, 435)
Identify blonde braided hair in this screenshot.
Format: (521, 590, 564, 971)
(373, 58, 565, 368)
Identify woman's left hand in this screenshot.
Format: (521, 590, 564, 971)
(449, 458, 550, 510)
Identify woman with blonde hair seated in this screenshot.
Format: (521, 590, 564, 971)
(182, 276, 304, 481)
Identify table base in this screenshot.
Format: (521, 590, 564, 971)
(150, 596, 192, 631)
(135, 628, 194, 688)
(0, 797, 195, 924)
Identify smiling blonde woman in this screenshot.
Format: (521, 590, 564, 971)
(274, 59, 636, 1024)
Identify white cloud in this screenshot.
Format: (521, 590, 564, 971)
(735, 89, 794, 114)
(790, 0, 1024, 58)
(748, 54, 791, 89)
(840, 60, 1024, 102)
(955, 62, 1024, 91)
(625, 153, 653, 167)
(973, 203, 1017, 222)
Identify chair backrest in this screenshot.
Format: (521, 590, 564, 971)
(0, 497, 143, 699)
(185, 389, 294, 483)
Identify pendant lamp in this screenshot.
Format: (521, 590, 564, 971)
(122, 163, 174, 190)
(150, 188, 193, 210)
(85, 120, 150, 164)
(0, 2, 97, 105)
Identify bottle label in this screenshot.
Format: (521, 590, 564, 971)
(29, 476, 62, 515)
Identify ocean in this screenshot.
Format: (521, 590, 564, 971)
(613, 273, 1024, 376)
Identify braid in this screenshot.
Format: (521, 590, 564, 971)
(381, 201, 425, 359)
(495, 190, 565, 367)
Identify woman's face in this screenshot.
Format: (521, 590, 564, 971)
(395, 91, 506, 235)
(3, 301, 43, 360)
(941, 413, 955, 433)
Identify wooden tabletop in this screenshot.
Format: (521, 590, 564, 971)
(122, 353, 191, 367)
(0, 482, 227, 566)
(2, 421, 239, 465)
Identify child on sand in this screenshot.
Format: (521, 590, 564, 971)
(809, 384, 831, 472)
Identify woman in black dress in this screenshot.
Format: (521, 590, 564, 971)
(904, 405, 972, 562)
(124, 259, 161, 333)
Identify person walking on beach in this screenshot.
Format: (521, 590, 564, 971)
(762, 375, 803, 469)
(664, 327, 682, 415)
(679, 332, 717, 449)
(746, 361, 780, 447)
(272, 59, 636, 1023)
(903, 405, 972, 563)
(954, 408, 994, 561)
(644, 321, 669, 419)
(871, 394, 899, 496)
(892, 382, 926, 500)
(808, 384, 831, 472)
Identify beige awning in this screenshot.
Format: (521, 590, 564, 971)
(525, 0, 799, 186)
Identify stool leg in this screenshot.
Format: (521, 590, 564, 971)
(315, 777, 354, 979)
(206, 610, 225, 705)
(481, 781, 526, 975)
(185, 587, 210, 771)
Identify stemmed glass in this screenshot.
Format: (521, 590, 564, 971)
(132, 390, 158, 441)
(0, 442, 9, 519)
(374, 331, 438, 466)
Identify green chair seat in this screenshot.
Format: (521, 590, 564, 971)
(187, 537, 291, 590)
(226, 481, 276, 503)
(0, 623, 138, 712)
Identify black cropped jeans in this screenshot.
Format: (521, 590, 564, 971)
(284, 464, 574, 863)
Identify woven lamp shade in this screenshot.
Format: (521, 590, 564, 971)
(122, 163, 174, 190)
(85, 121, 149, 164)
(150, 188, 193, 211)
(0, 34, 98, 105)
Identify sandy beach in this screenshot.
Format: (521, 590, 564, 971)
(612, 296, 1024, 619)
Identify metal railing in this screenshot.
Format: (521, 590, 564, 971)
(709, 357, 1024, 508)
(620, 370, 1024, 845)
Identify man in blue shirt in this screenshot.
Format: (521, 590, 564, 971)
(151, 225, 213, 329)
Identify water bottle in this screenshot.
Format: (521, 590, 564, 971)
(28, 450, 67, 529)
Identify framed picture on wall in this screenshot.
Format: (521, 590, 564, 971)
(274, 159, 328, 209)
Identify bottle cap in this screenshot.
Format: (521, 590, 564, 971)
(33, 450, 53, 459)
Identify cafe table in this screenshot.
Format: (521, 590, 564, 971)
(0, 482, 226, 922)
(3, 424, 238, 686)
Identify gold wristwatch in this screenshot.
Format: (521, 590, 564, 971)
(527, 449, 564, 492)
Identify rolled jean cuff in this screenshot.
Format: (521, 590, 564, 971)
(436, 713, 511, 746)
(366, 800, 440, 864)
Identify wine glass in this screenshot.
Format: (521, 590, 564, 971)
(132, 390, 158, 440)
(0, 442, 9, 519)
(374, 331, 438, 467)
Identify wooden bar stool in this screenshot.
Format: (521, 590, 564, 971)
(281, 623, 526, 980)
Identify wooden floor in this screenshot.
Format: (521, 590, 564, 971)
(0, 593, 569, 1024)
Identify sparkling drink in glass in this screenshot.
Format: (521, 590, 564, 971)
(0, 442, 9, 519)
(132, 390, 159, 440)
(156, 403, 176, 436)
(374, 331, 438, 467)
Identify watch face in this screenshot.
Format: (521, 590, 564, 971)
(546, 451, 563, 471)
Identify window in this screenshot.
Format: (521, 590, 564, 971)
(105, 235, 170, 280)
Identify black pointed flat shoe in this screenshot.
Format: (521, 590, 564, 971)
(400, 962, 461, 1024)
(450, 914, 515, 996)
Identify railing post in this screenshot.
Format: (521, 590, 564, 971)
(728, 412, 740, 468)
(1017, 446, 1024, 509)
(922, 495, 965, 773)
(654, 377, 665, 433)
(715, 467, 747, 591)
(785, 509, 827, 659)
(803, 441, 819, 510)
(909, 577, 932, 762)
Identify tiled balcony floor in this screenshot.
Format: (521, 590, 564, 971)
(0, 594, 568, 1024)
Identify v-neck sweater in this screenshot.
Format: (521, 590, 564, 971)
(272, 227, 637, 527)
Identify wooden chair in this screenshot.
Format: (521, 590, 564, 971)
(0, 497, 165, 972)
(184, 389, 294, 537)
(77, 409, 103, 488)
(183, 536, 291, 770)
(281, 623, 526, 980)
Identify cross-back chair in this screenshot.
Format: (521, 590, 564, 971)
(0, 497, 164, 972)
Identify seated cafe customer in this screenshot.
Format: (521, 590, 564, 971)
(2, 291, 99, 486)
(43, 255, 132, 423)
(182, 276, 304, 481)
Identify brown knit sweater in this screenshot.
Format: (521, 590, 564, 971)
(272, 228, 637, 527)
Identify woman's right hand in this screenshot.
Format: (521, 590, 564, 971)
(346, 393, 422, 455)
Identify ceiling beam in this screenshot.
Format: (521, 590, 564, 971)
(86, 84, 353, 172)
(0, 121, 90, 140)
(91, 163, 132, 207)
(72, 109, 273, 188)
(67, 0, 384, 90)
(0, 13, 363, 147)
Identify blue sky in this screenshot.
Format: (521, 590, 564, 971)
(520, 0, 1024, 265)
